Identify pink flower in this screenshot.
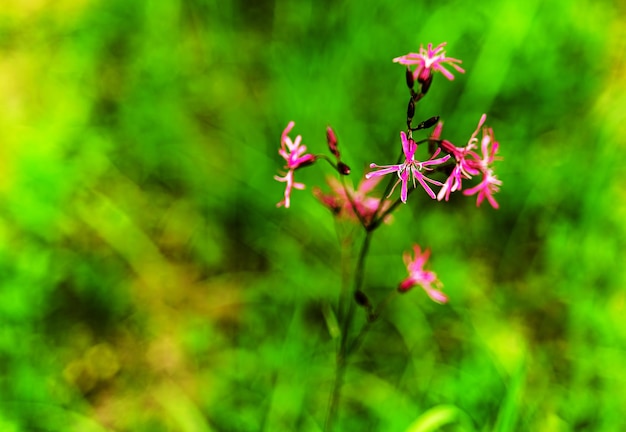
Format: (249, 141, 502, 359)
(435, 115, 486, 202)
(366, 131, 450, 203)
(463, 168, 502, 209)
(313, 176, 391, 225)
(462, 122, 502, 209)
(398, 245, 447, 304)
(274, 121, 316, 208)
(393, 42, 465, 82)
(278, 121, 316, 170)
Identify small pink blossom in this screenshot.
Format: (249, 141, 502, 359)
(278, 121, 316, 170)
(274, 121, 316, 208)
(393, 42, 465, 82)
(313, 176, 391, 225)
(463, 168, 502, 209)
(462, 121, 502, 209)
(366, 131, 450, 203)
(435, 115, 486, 202)
(398, 245, 447, 304)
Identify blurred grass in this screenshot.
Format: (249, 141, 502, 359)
(1, 0, 625, 431)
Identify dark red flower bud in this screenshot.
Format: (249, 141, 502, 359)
(419, 72, 433, 95)
(407, 98, 415, 122)
(405, 66, 415, 89)
(326, 126, 340, 159)
(398, 279, 413, 292)
(295, 154, 317, 169)
(413, 116, 440, 131)
(337, 161, 351, 175)
(439, 139, 457, 154)
(354, 290, 371, 307)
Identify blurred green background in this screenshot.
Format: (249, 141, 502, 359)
(1, 0, 625, 431)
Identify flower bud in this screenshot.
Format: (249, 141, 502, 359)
(398, 279, 413, 292)
(419, 72, 433, 95)
(326, 126, 340, 159)
(439, 139, 456, 154)
(337, 161, 351, 175)
(405, 66, 414, 89)
(354, 290, 371, 307)
(423, 115, 440, 129)
(414, 116, 440, 131)
(407, 98, 415, 122)
(295, 154, 317, 169)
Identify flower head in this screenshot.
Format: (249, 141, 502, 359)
(398, 245, 447, 304)
(462, 120, 502, 209)
(435, 115, 485, 201)
(313, 176, 391, 225)
(274, 121, 316, 208)
(393, 42, 465, 82)
(278, 121, 316, 170)
(366, 131, 450, 203)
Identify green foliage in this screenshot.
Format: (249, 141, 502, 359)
(1, 0, 625, 430)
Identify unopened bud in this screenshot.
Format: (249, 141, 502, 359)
(419, 72, 433, 95)
(398, 280, 412, 292)
(337, 161, 351, 175)
(354, 290, 371, 307)
(414, 116, 440, 131)
(295, 154, 317, 169)
(407, 98, 415, 122)
(405, 66, 414, 89)
(326, 126, 340, 159)
(439, 139, 456, 154)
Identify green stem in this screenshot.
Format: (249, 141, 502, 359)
(324, 230, 372, 432)
(346, 290, 399, 357)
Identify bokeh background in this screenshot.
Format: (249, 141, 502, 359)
(1, 0, 625, 431)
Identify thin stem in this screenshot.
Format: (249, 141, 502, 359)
(316, 154, 340, 171)
(324, 230, 372, 432)
(346, 290, 399, 357)
(332, 216, 353, 328)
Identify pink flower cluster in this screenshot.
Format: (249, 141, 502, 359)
(273, 42, 503, 306)
(435, 114, 502, 208)
(365, 114, 501, 208)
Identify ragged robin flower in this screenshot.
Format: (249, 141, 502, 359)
(434, 114, 502, 208)
(366, 131, 450, 203)
(313, 176, 391, 226)
(393, 42, 465, 83)
(277, 121, 316, 170)
(398, 245, 447, 304)
(462, 124, 502, 209)
(274, 121, 316, 208)
(435, 114, 485, 202)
